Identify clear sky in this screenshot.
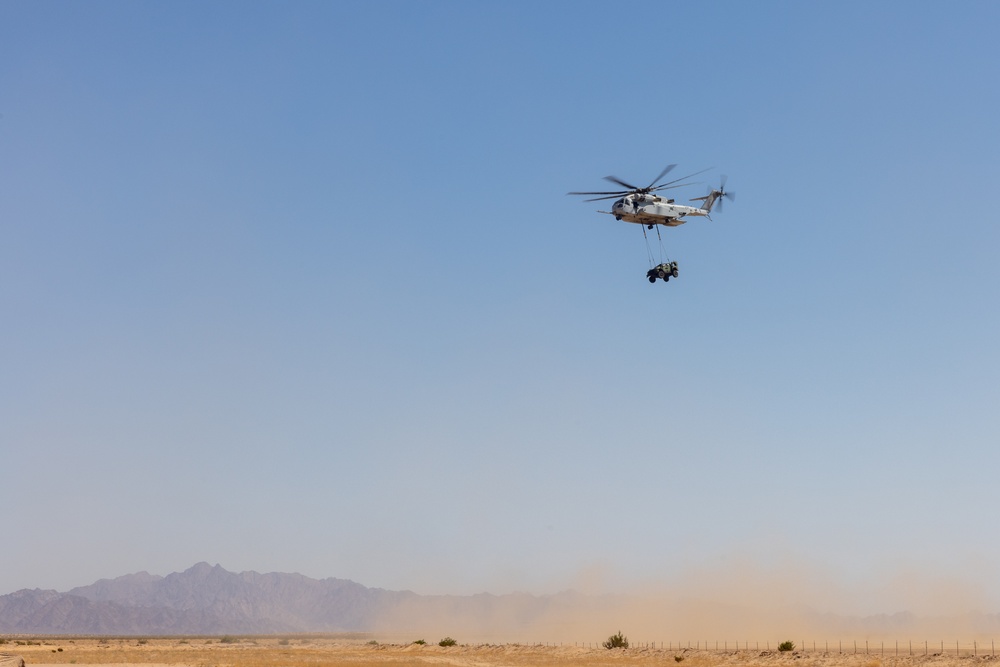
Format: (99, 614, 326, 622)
(3, 1, 999, 617)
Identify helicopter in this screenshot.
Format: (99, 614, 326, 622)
(568, 164, 735, 229)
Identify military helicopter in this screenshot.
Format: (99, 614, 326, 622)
(568, 164, 734, 229)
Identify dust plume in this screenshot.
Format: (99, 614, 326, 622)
(370, 558, 1000, 644)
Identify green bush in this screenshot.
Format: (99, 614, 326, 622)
(438, 637, 457, 647)
(603, 631, 629, 649)
(778, 641, 795, 652)
(412, 640, 426, 645)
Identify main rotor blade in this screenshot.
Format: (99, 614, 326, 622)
(584, 194, 626, 202)
(651, 181, 702, 192)
(646, 164, 677, 189)
(567, 190, 629, 196)
(655, 166, 714, 189)
(603, 175, 639, 190)
(719, 174, 729, 191)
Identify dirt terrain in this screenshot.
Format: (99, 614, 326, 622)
(5, 637, 1000, 667)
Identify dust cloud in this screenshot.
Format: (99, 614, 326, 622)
(371, 559, 1000, 644)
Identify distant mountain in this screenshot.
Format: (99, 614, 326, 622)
(0, 563, 408, 634)
(5, 564, 1000, 639)
(0, 563, 581, 636)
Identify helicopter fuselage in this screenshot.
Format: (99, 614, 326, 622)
(607, 193, 708, 227)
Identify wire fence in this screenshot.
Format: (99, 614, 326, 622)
(560, 640, 1000, 656)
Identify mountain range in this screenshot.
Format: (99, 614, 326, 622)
(0, 563, 587, 636)
(4, 564, 1000, 640)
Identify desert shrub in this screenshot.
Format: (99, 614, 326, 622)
(438, 637, 457, 647)
(412, 640, 426, 645)
(0, 639, 7, 645)
(367, 640, 379, 645)
(278, 639, 290, 646)
(219, 636, 239, 644)
(137, 639, 148, 645)
(778, 641, 795, 652)
(674, 655, 684, 662)
(603, 631, 629, 649)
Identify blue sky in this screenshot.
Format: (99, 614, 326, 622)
(3, 1, 999, 616)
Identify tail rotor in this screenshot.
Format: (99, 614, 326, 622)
(714, 175, 736, 213)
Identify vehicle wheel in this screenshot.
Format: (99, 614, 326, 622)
(657, 270, 666, 279)
(663, 274, 670, 282)
(648, 276, 656, 283)
(671, 267, 679, 278)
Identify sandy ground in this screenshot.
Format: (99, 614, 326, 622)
(6, 637, 1000, 667)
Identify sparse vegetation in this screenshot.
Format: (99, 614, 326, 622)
(137, 638, 148, 645)
(219, 636, 239, 644)
(278, 639, 290, 646)
(438, 637, 458, 647)
(367, 640, 379, 645)
(603, 631, 629, 649)
(778, 641, 795, 652)
(412, 639, 426, 645)
(675, 655, 685, 662)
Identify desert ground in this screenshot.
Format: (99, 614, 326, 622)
(4, 636, 1000, 667)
